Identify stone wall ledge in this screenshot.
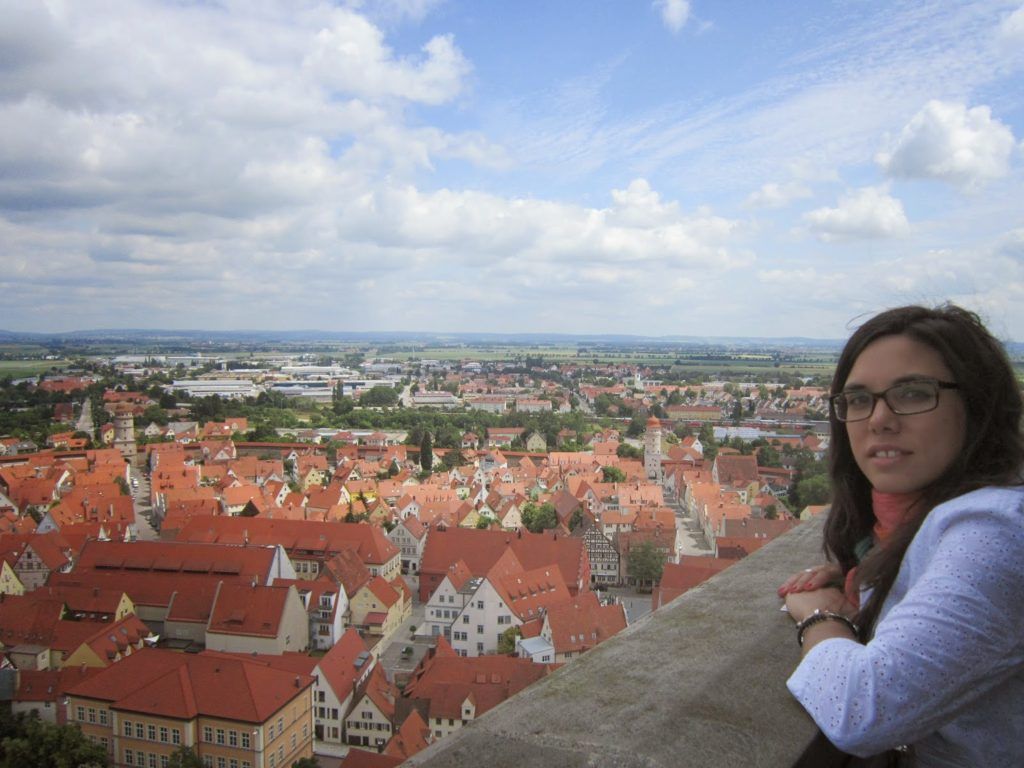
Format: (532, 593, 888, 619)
(405, 517, 824, 768)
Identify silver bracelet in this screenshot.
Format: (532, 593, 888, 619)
(795, 609, 859, 646)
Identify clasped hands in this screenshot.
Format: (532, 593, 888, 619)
(778, 563, 857, 624)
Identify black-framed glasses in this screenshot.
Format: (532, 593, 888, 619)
(829, 378, 959, 422)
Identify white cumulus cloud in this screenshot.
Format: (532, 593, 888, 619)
(654, 0, 691, 33)
(803, 187, 909, 241)
(877, 100, 1016, 189)
(743, 181, 812, 209)
(998, 4, 1024, 42)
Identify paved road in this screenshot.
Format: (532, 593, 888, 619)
(129, 453, 159, 541)
(76, 397, 94, 439)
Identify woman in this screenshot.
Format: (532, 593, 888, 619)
(779, 305, 1024, 766)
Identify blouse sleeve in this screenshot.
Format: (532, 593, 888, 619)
(786, 495, 1024, 756)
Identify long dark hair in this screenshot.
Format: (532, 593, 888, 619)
(824, 304, 1024, 636)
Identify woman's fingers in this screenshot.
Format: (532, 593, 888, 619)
(778, 564, 841, 596)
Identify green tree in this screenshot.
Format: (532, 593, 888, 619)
(0, 715, 108, 768)
(359, 386, 400, 408)
(521, 502, 558, 533)
(616, 442, 642, 459)
(419, 430, 433, 473)
(291, 758, 319, 768)
(497, 626, 521, 654)
(167, 745, 205, 768)
(568, 508, 583, 531)
(794, 474, 831, 507)
(601, 466, 626, 484)
(627, 540, 665, 590)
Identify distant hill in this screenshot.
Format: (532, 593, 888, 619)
(1, 327, 1021, 353)
(0, 327, 847, 349)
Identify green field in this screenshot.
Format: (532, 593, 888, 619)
(0, 359, 72, 379)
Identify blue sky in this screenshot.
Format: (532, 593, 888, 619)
(1, 0, 1023, 339)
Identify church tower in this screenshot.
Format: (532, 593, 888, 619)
(643, 416, 663, 484)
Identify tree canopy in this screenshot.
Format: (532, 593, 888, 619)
(521, 502, 558, 533)
(627, 540, 665, 590)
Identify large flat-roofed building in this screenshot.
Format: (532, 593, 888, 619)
(169, 380, 262, 399)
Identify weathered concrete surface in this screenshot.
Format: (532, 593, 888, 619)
(405, 517, 825, 768)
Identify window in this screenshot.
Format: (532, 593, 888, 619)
(172, 729, 182, 745)
(290, 733, 296, 749)
(148, 724, 157, 740)
(477, 625, 483, 634)
(203, 726, 213, 742)
(230, 761, 238, 768)
(217, 758, 226, 768)
(135, 723, 144, 739)
(99, 709, 108, 725)
(277, 746, 284, 762)
(160, 726, 168, 743)
(229, 730, 238, 747)
(124, 721, 133, 737)
(241, 732, 251, 749)
(497, 615, 510, 625)
(476, 600, 484, 609)
(125, 750, 134, 765)
(161, 758, 169, 768)
(216, 728, 225, 745)
(462, 615, 469, 624)
(149, 755, 158, 768)
(317, 691, 326, 703)
(76, 706, 85, 721)
(476, 642, 484, 653)
(88, 707, 97, 723)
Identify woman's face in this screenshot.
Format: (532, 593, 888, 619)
(843, 334, 967, 494)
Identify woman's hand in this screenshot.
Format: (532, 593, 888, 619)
(777, 562, 842, 597)
(784, 587, 856, 624)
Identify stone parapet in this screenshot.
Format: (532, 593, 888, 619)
(405, 516, 825, 767)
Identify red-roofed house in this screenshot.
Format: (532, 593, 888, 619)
(174, 517, 401, 581)
(418, 527, 589, 603)
(403, 641, 555, 741)
(64, 647, 314, 767)
(344, 663, 397, 752)
(60, 613, 153, 668)
(517, 591, 627, 664)
(205, 581, 309, 654)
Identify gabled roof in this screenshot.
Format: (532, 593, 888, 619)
(207, 582, 295, 638)
(494, 564, 571, 622)
(384, 708, 431, 759)
(77, 613, 151, 663)
(316, 627, 372, 697)
(174, 517, 399, 567)
(543, 592, 627, 655)
(403, 650, 554, 720)
(420, 528, 586, 594)
(322, 548, 372, 598)
(0, 593, 66, 647)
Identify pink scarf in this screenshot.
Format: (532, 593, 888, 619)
(843, 490, 919, 608)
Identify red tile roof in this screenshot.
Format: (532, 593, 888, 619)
(173, 517, 398, 568)
(207, 582, 295, 638)
(403, 648, 554, 720)
(64, 647, 313, 722)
